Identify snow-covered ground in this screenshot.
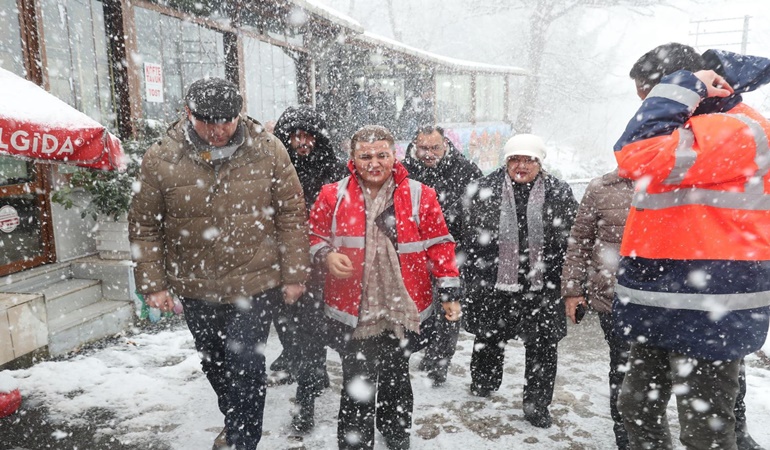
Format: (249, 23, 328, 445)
(2, 313, 769, 449)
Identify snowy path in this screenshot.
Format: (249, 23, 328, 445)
(2, 312, 769, 449)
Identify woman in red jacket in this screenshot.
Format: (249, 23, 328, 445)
(309, 125, 462, 450)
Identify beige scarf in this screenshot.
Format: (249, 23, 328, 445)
(353, 176, 420, 340)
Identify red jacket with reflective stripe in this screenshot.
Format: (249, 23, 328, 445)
(309, 161, 459, 327)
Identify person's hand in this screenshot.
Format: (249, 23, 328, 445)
(565, 296, 587, 324)
(326, 252, 354, 279)
(283, 284, 305, 305)
(694, 70, 734, 98)
(442, 301, 462, 322)
(146, 290, 175, 313)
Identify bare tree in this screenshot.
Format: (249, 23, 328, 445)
(385, 0, 403, 41)
(512, 0, 673, 133)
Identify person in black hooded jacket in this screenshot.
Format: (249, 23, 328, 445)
(272, 105, 346, 433)
(401, 126, 482, 386)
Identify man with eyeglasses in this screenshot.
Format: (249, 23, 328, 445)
(402, 125, 482, 387)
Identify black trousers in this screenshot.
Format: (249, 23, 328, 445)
(338, 333, 412, 450)
(420, 298, 461, 379)
(181, 288, 281, 450)
(470, 332, 558, 411)
(599, 312, 632, 450)
(294, 291, 331, 404)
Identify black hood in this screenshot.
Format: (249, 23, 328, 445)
(274, 105, 335, 163)
(273, 105, 346, 207)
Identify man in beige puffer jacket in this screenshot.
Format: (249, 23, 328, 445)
(128, 77, 309, 450)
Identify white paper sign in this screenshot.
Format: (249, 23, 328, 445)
(144, 63, 164, 103)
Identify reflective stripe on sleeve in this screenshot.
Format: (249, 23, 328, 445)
(647, 83, 702, 111)
(408, 179, 422, 226)
(419, 302, 434, 323)
(435, 276, 461, 288)
(330, 176, 351, 238)
(310, 242, 330, 256)
(662, 128, 697, 185)
(729, 114, 770, 195)
(325, 304, 358, 328)
(397, 234, 455, 254)
(615, 284, 770, 311)
(331, 236, 366, 249)
(632, 186, 770, 211)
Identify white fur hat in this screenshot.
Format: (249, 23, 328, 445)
(502, 134, 547, 162)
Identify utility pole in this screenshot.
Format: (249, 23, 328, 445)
(690, 15, 751, 54)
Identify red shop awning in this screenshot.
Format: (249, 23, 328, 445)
(0, 68, 125, 171)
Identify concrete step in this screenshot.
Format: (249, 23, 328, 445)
(42, 279, 103, 321)
(71, 257, 138, 301)
(48, 299, 134, 356)
(0, 262, 72, 294)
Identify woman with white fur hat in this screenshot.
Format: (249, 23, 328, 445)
(454, 133, 578, 428)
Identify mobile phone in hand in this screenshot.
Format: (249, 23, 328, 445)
(575, 303, 586, 324)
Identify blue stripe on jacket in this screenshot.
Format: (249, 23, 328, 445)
(618, 257, 770, 295)
(614, 256, 770, 360)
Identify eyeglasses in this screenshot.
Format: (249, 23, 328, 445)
(415, 144, 444, 154)
(508, 156, 538, 165)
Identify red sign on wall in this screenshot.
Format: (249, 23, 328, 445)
(144, 63, 164, 103)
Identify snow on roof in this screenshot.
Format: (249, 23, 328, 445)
(353, 31, 529, 76)
(291, 0, 364, 33)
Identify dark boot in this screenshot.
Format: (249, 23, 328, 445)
(270, 351, 289, 372)
(417, 357, 433, 372)
(291, 399, 315, 434)
(736, 422, 764, 450)
(384, 434, 410, 450)
(212, 427, 229, 450)
(523, 402, 552, 428)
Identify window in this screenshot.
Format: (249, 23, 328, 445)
(40, 0, 114, 127)
(507, 74, 525, 122)
(0, 0, 24, 76)
(134, 7, 225, 125)
(475, 75, 505, 122)
(436, 73, 471, 124)
(243, 36, 298, 123)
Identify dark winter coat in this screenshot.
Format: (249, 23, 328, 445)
(560, 170, 633, 314)
(273, 106, 346, 211)
(402, 140, 483, 235)
(402, 140, 483, 210)
(457, 168, 578, 344)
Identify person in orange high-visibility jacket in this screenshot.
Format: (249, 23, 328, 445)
(309, 125, 462, 450)
(613, 43, 770, 450)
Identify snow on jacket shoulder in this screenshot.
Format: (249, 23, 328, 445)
(308, 161, 461, 329)
(613, 54, 770, 360)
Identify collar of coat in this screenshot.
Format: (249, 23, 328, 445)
(160, 115, 276, 168)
